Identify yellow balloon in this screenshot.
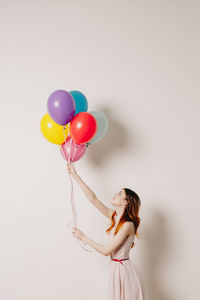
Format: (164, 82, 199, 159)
(40, 113, 69, 145)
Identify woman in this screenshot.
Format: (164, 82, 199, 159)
(67, 163, 148, 300)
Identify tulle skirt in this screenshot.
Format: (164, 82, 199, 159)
(107, 258, 148, 300)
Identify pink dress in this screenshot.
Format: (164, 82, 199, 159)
(107, 214, 148, 300)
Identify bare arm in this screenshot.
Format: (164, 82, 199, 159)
(74, 173, 114, 219)
(67, 163, 114, 219)
(83, 222, 133, 256)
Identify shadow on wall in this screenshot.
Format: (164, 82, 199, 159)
(142, 207, 179, 300)
(86, 106, 141, 166)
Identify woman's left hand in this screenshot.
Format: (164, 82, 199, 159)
(71, 227, 86, 241)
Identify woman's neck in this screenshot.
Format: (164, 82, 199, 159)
(115, 208, 125, 218)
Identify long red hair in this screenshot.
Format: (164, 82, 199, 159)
(106, 188, 141, 248)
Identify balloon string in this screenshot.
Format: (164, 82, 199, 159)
(62, 126, 92, 252)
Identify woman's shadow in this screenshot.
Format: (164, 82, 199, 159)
(142, 207, 179, 300)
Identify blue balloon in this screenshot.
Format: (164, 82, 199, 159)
(69, 90, 88, 116)
(87, 111, 108, 145)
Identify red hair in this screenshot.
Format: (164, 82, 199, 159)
(106, 188, 141, 248)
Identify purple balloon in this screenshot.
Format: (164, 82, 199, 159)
(47, 90, 76, 125)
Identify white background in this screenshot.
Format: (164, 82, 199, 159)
(0, 1, 199, 299)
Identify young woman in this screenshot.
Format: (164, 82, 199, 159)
(67, 163, 148, 300)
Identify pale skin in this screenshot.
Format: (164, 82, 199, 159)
(66, 163, 135, 256)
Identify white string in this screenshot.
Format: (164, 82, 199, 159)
(62, 126, 92, 252)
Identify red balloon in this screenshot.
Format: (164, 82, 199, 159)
(69, 112, 97, 144)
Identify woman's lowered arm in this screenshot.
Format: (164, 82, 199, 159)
(81, 222, 132, 256)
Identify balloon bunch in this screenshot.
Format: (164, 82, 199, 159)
(40, 89, 108, 251)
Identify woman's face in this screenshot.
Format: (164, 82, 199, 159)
(111, 188, 127, 207)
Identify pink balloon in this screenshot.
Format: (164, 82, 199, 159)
(59, 136, 86, 162)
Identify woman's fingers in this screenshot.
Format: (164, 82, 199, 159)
(71, 227, 77, 238)
(66, 164, 72, 173)
(66, 163, 74, 170)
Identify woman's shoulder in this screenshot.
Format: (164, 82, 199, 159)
(122, 221, 135, 235)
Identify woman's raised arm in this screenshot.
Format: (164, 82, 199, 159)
(67, 163, 114, 219)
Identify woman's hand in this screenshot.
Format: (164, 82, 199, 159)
(71, 227, 86, 241)
(66, 163, 78, 178)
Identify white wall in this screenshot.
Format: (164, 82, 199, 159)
(0, 1, 199, 299)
